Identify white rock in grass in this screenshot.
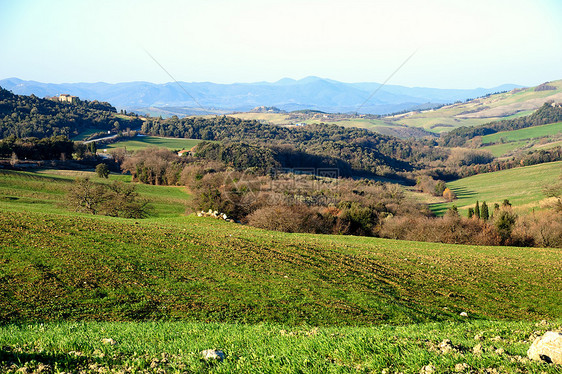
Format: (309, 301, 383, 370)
(101, 338, 117, 345)
(527, 331, 562, 364)
(460, 312, 468, 317)
(201, 349, 226, 362)
(419, 364, 436, 374)
(454, 363, 469, 372)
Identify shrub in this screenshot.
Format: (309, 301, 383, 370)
(513, 212, 562, 248)
(96, 163, 109, 178)
(247, 204, 327, 234)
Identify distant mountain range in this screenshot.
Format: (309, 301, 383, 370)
(0, 77, 522, 115)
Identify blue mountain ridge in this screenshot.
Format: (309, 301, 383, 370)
(0, 76, 522, 115)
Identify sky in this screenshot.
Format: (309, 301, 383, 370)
(0, 0, 561, 88)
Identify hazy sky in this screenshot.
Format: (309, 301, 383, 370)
(1, 0, 561, 88)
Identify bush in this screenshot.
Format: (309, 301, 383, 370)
(246, 204, 328, 234)
(96, 163, 109, 178)
(379, 214, 500, 246)
(512, 212, 562, 248)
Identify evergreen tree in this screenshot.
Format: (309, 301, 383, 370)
(468, 207, 474, 218)
(481, 201, 489, 220)
(474, 200, 480, 219)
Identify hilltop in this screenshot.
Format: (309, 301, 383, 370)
(385, 80, 562, 132)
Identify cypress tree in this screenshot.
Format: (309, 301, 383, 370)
(468, 207, 474, 219)
(481, 201, 489, 220)
(474, 200, 480, 219)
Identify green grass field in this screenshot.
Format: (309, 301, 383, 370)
(1, 320, 560, 373)
(481, 140, 528, 157)
(0, 169, 191, 218)
(1, 169, 561, 325)
(103, 136, 203, 152)
(1, 169, 561, 373)
(481, 122, 562, 144)
(431, 161, 562, 215)
(71, 128, 105, 141)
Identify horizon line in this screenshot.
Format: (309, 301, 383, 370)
(0, 76, 542, 91)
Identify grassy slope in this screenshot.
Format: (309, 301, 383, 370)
(481, 121, 562, 144)
(482, 140, 528, 157)
(386, 80, 562, 132)
(430, 161, 562, 215)
(103, 136, 203, 152)
(1, 320, 561, 373)
(1, 170, 561, 327)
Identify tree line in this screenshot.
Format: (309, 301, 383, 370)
(139, 115, 452, 177)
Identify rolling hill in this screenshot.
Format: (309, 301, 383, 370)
(385, 80, 562, 132)
(228, 80, 562, 137)
(430, 161, 562, 215)
(1, 169, 560, 326)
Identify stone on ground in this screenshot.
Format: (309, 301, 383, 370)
(527, 331, 562, 364)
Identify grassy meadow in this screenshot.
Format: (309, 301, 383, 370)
(103, 136, 203, 152)
(1, 320, 561, 373)
(430, 161, 562, 215)
(1, 169, 561, 372)
(481, 121, 562, 144)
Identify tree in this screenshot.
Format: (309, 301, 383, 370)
(434, 180, 447, 196)
(481, 201, 489, 220)
(103, 181, 150, 218)
(474, 201, 480, 219)
(96, 163, 109, 178)
(67, 178, 150, 218)
(494, 210, 517, 243)
(88, 142, 97, 154)
(443, 187, 456, 202)
(67, 178, 106, 214)
(467, 207, 474, 219)
(543, 176, 562, 212)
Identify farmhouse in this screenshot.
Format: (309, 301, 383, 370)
(57, 94, 79, 104)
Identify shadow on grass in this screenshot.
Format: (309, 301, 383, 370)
(429, 203, 450, 216)
(450, 186, 477, 199)
(0, 347, 90, 371)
